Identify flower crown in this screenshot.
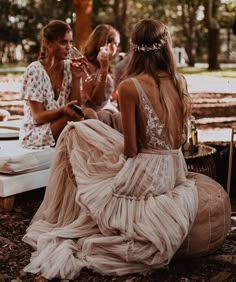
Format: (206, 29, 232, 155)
(130, 28, 168, 52)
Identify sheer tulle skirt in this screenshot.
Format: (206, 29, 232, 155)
(23, 120, 200, 279)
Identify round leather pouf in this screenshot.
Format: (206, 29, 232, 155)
(176, 172, 231, 257)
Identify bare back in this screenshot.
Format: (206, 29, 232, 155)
(131, 74, 186, 150)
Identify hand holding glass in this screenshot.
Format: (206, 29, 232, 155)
(100, 46, 109, 56)
(68, 47, 94, 82)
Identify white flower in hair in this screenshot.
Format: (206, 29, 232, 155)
(130, 28, 168, 52)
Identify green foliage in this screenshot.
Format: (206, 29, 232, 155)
(0, 0, 74, 63)
(0, 0, 236, 66)
(219, 0, 236, 28)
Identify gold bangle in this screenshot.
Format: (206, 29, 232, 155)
(99, 73, 107, 83)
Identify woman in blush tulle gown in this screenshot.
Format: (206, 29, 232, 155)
(22, 19, 231, 280)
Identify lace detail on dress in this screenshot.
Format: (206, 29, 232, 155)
(140, 94, 170, 149)
(131, 78, 171, 149)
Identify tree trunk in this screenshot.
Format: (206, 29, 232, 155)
(208, 28, 220, 69)
(72, 0, 92, 51)
(232, 16, 236, 35)
(204, 0, 221, 70)
(113, 0, 128, 51)
(180, 0, 204, 67)
(185, 40, 195, 66)
(226, 28, 231, 62)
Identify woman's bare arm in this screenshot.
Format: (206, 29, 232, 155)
(69, 59, 88, 105)
(118, 79, 138, 157)
(28, 100, 81, 124)
(84, 48, 110, 105)
(88, 73, 108, 105)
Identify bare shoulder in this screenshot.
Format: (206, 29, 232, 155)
(118, 78, 137, 99)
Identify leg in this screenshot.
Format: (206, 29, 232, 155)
(0, 196, 15, 211)
(83, 107, 99, 119)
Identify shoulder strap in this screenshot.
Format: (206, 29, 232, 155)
(130, 77, 145, 100)
(130, 77, 158, 118)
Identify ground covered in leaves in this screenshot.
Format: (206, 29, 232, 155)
(0, 189, 236, 282)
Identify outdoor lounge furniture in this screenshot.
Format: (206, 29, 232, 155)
(0, 119, 54, 210)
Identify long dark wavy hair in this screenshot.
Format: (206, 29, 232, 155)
(125, 19, 191, 138)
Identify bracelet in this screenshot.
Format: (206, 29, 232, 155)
(98, 73, 107, 83)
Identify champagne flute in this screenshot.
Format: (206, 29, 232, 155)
(100, 43, 112, 59)
(100, 46, 109, 56)
(68, 46, 94, 82)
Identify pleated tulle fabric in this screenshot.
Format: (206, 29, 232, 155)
(23, 120, 198, 280)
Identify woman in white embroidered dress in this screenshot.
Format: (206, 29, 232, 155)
(22, 19, 231, 280)
(19, 20, 96, 149)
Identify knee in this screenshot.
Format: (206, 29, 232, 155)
(83, 108, 98, 119)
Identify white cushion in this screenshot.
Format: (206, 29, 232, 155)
(0, 139, 54, 174)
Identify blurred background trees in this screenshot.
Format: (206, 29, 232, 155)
(0, 0, 235, 70)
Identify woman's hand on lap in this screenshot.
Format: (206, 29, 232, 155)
(63, 101, 84, 121)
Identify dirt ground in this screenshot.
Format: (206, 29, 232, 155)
(0, 188, 236, 282)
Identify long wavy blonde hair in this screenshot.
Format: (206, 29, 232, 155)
(125, 19, 192, 140)
(83, 24, 120, 68)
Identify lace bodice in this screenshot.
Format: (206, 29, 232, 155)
(131, 78, 186, 150)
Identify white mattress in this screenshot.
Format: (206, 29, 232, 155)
(0, 119, 54, 197)
(0, 139, 54, 174)
(0, 169, 50, 197)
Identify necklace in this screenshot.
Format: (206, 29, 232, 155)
(41, 59, 64, 99)
(51, 74, 63, 99)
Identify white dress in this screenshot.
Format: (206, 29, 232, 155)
(19, 60, 72, 149)
(22, 78, 229, 280)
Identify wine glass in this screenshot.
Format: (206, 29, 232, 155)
(68, 46, 94, 82)
(100, 46, 109, 56)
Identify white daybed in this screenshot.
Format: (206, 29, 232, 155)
(0, 120, 54, 210)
